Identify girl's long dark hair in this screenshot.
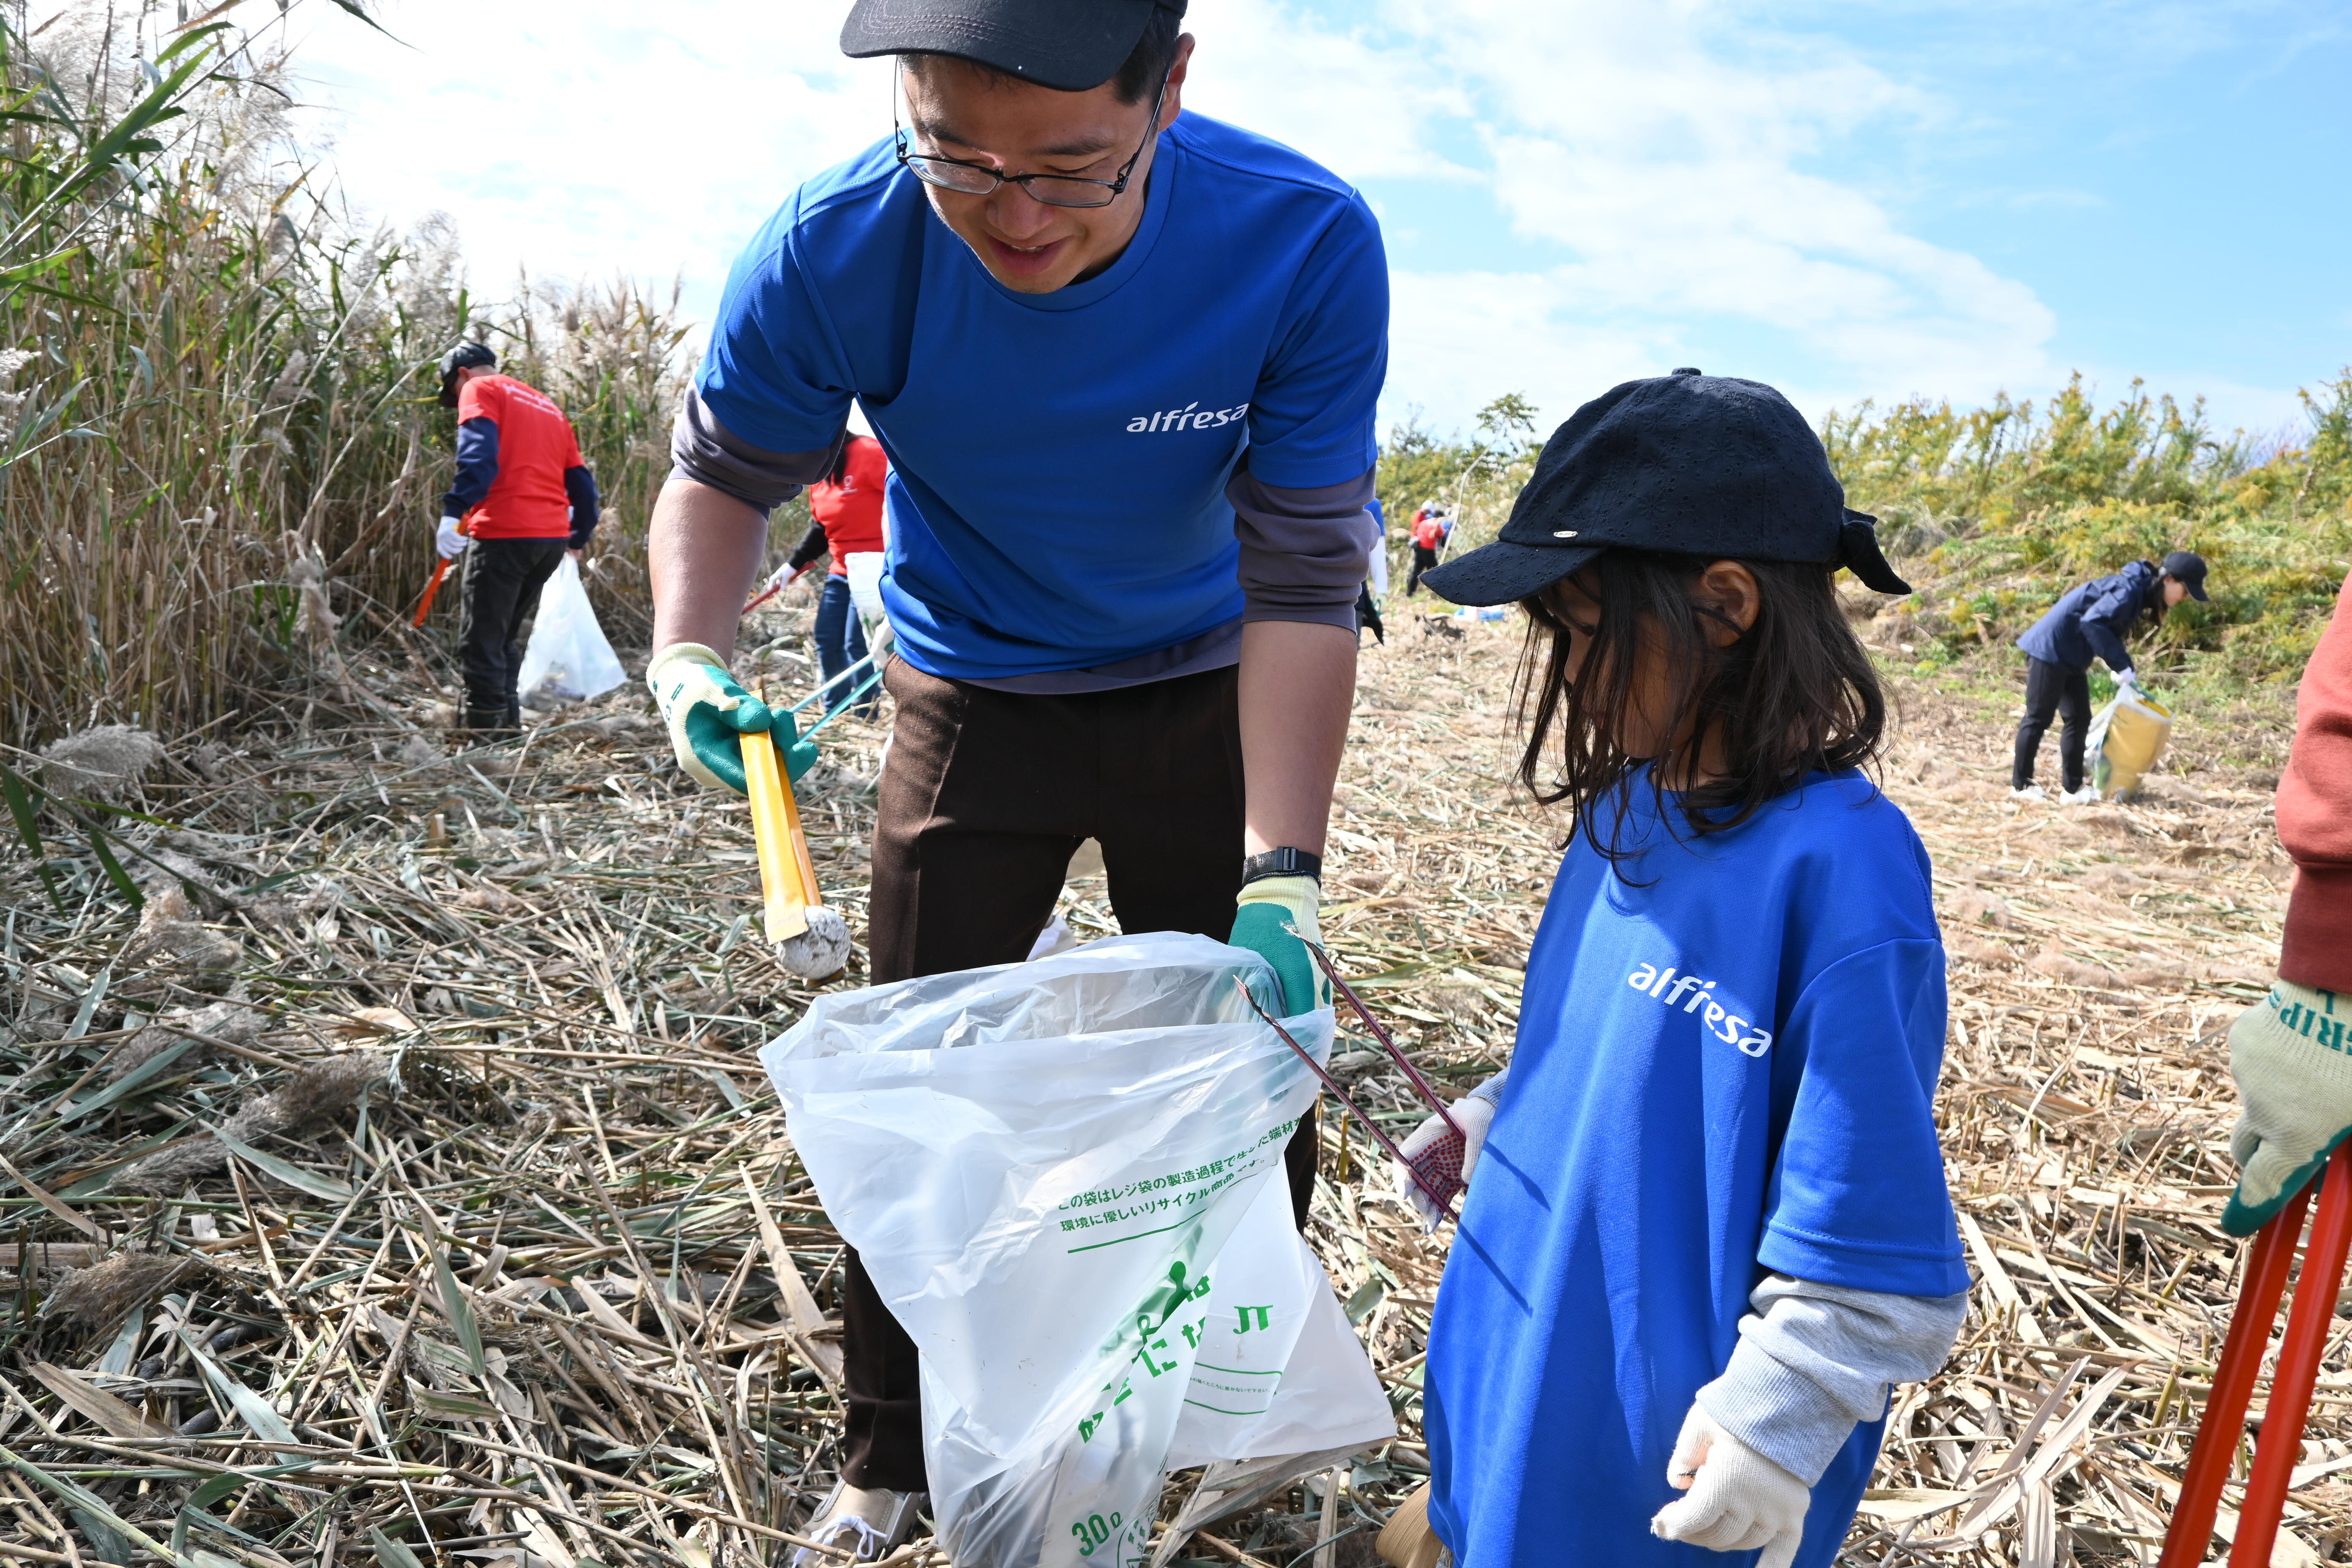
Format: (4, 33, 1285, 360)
(1514, 550, 1887, 864)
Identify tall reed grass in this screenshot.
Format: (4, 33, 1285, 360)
(0, 7, 691, 747)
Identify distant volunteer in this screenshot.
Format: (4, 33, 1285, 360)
(781, 433, 891, 713)
(432, 343, 601, 738)
(1406, 501, 1450, 595)
(642, 0, 1386, 1554)
(2010, 550, 2208, 802)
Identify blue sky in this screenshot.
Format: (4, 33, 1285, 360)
(290, 0, 2351, 443)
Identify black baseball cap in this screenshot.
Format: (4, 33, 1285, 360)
(842, 0, 1187, 92)
(2161, 550, 2210, 601)
(1421, 368, 1913, 606)
(436, 342, 496, 408)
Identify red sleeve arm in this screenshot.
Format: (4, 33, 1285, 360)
(2278, 573, 2352, 991)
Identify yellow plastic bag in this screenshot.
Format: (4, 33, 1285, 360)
(2087, 686, 2174, 800)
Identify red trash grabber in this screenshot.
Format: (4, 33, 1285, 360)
(2159, 1142, 2352, 1567)
(411, 557, 452, 627)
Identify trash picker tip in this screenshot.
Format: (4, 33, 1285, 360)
(1232, 978, 1458, 1223)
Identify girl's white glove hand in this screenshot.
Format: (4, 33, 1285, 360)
(436, 516, 469, 559)
(1650, 1404, 1810, 1568)
(1391, 1094, 1495, 1230)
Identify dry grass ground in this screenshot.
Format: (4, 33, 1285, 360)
(0, 596, 2324, 1568)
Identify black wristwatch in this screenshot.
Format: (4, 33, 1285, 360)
(1241, 847, 1322, 886)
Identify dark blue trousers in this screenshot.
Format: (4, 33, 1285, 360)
(813, 574, 874, 714)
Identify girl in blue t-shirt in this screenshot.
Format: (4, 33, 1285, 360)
(1381, 370, 1970, 1568)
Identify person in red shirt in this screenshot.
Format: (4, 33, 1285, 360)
(434, 343, 601, 736)
(2219, 569, 2352, 1235)
(1406, 501, 1452, 595)
(781, 434, 890, 713)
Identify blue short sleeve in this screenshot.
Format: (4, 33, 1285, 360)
(696, 210, 859, 456)
(1759, 937, 1969, 1297)
(1242, 194, 1387, 490)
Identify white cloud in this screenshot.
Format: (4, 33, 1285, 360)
(286, 0, 2063, 434)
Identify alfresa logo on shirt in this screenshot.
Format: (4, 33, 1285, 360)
(1126, 400, 1249, 433)
(1626, 961, 1773, 1058)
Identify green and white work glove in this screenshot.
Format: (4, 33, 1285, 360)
(2224, 980, 2352, 1237)
(1228, 874, 1332, 1016)
(645, 642, 816, 797)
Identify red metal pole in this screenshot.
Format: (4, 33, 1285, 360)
(2159, 1180, 2315, 1568)
(2232, 1144, 2352, 1568)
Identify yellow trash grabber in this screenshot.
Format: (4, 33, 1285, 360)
(740, 725, 852, 978)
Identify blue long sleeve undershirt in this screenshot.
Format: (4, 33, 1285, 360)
(442, 416, 499, 518)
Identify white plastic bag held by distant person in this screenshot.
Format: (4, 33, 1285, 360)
(517, 557, 625, 703)
(760, 934, 1382, 1568)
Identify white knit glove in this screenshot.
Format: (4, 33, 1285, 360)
(1651, 1404, 1810, 1568)
(1391, 1091, 1496, 1230)
(2226, 981, 2352, 1236)
(436, 516, 469, 559)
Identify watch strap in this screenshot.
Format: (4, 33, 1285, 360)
(1241, 847, 1322, 886)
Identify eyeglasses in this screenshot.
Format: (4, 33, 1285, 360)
(893, 70, 1170, 210)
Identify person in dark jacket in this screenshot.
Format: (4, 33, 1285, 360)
(2011, 549, 2208, 800)
(434, 343, 601, 737)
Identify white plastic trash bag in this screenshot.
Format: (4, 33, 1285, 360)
(761, 934, 1385, 1568)
(517, 557, 626, 703)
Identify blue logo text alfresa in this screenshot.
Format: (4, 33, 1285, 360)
(1628, 962, 1774, 1057)
(1128, 400, 1249, 433)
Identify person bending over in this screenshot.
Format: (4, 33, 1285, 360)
(2010, 549, 2208, 802)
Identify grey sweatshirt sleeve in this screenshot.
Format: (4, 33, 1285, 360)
(670, 386, 843, 514)
(1696, 1273, 1969, 1486)
(1229, 467, 1380, 632)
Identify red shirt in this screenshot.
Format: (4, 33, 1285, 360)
(1411, 511, 1450, 549)
(2279, 571, 2352, 990)
(807, 436, 889, 572)
(457, 374, 585, 539)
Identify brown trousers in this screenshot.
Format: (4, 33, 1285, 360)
(838, 656, 1319, 1492)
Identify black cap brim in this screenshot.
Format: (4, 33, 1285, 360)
(1419, 540, 1601, 607)
(843, 0, 1165, 92)
(2186, 578, 2209, 602)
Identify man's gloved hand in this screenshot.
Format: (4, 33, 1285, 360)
(436, 517, 469, 560)
(1651, 1405, 1810, 1568)
(646, 643, 816, 795)
(2114, 667, 2140, 695)
(1229, 874, 1330, 1016)
(1392, 1092, 1496, 1229)
(2224, 981, 2352, 1236)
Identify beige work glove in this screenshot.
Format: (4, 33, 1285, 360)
(2226, 981, 2352, 1236)
(1652, 1404, 1810, 1568)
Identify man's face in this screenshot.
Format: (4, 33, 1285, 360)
(898, 39, 1191, 295)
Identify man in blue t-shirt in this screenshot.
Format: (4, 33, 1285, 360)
(640, 0, 1386, 1551)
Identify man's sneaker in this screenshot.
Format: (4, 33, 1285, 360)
(791, 1483, 926, 1566)
(2010, 785, 2047, 803)
(2059, 786, 2102, 805)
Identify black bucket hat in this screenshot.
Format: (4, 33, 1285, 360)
(436, 342, 496, 409)
(2161, 550, 2210, 601)
(842, 0, 1187, 93)
(1421, 368, 1911, 606)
